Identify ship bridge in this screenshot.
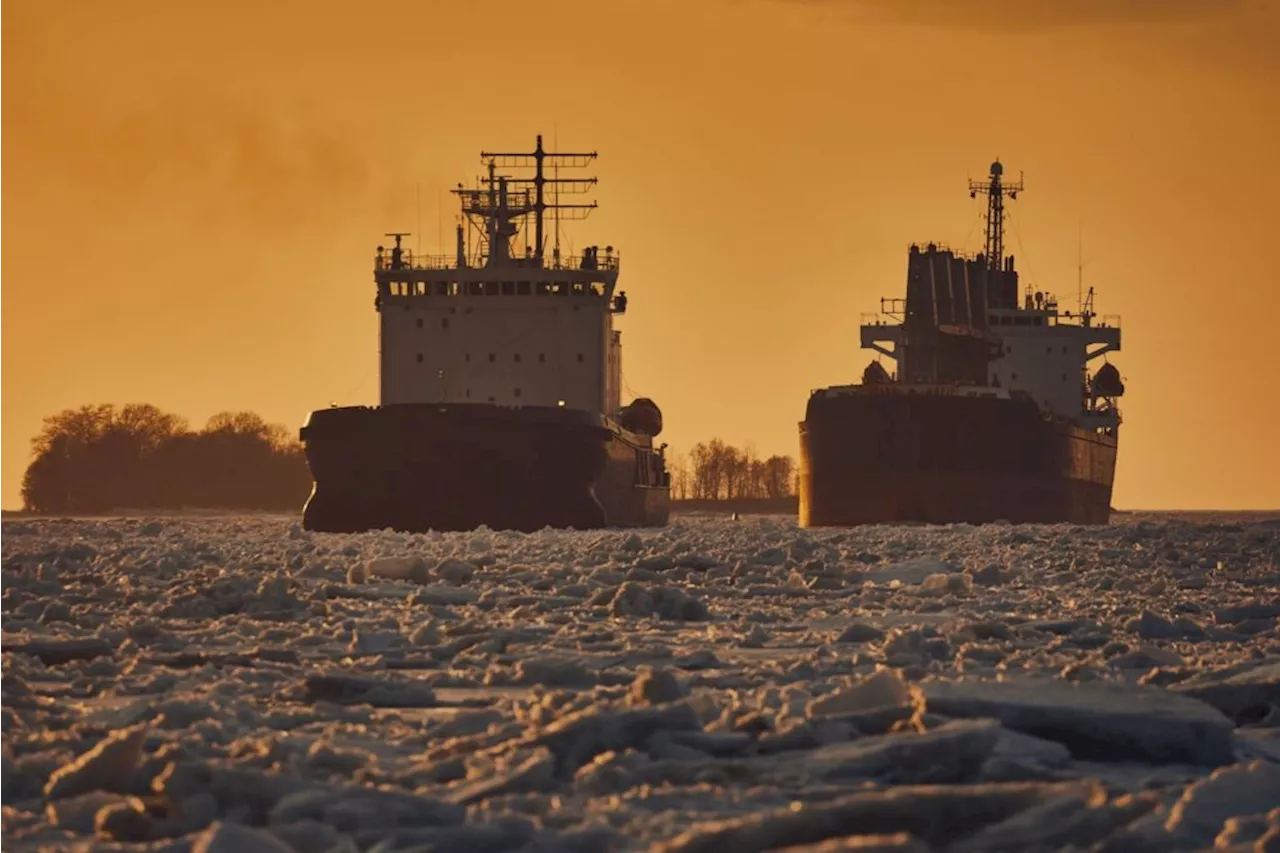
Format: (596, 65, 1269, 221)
(376, 241, 623, 308)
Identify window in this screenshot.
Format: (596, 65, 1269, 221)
(465, 353, 471, 362)
(577, 353, 584, 363)
(416, 353, 423, 363)
(514, 354, 521, 363)
(466, 388, 471, 398)
(442, 318, 450, 329)
(538, 353, 546, 363)
(416, 318, 424, 329)
(488, 353, 496, 363)
(514, 388, 521, 398)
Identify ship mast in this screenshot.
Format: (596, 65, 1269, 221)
(479, 135, 599, 267)
(969, 160, 1024, 272)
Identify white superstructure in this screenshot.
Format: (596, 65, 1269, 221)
(374, 137, 627, 416)
(985, 297, 1121, 430)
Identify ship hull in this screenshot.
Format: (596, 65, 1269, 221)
(299, 403, 669, 533)
(799, 389, 1117, 527)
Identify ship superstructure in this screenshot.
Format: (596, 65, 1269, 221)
(799, 161, 1126, 526)
(378, 139, 626, 414)
(300, 136, 670, 533)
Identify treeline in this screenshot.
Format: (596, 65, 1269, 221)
(667, 439, 797, 501)
(21, 404, 312, 513)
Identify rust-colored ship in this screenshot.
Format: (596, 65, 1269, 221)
(799, 161, 1125, 526)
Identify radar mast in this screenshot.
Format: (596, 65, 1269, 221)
(969, 160, 1025, 273)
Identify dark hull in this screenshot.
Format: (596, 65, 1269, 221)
(799, 389, 1117, 527)
(299, 404, 669, 533)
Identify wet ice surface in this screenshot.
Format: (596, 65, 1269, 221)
(3, 511, 1280, 853)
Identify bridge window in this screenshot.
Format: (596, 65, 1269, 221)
(442, 318, 450, 329)
(416, 317, 424, 329)
(465, 353, 471, 362)
(539, 353, 546, 363)
(416, 353, 423, 363)
(517, 282, 531, 295)
(514, 388, 521, 398)
(577, 353, 584, 363)
(489, 353, 496, 363)
(502, 282, 515, 295)
(514, 353, 521, 363)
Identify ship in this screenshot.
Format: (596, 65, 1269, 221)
(299, 136, 671, 534)
(799, 160, 1125, 527)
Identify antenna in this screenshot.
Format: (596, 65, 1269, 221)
(1077, 222, 1083, 318)
(969, 159, 1025, 272)
(478, 132, 597, 268)
(554, 124, 560, 266)
(416, 184, 421, 256)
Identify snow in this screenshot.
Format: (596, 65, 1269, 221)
(2, 510, 1279, 851)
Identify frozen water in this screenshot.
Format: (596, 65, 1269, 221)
(2, 510, 1279, 851)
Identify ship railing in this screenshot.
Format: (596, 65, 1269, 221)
(375, 252, 620, 272)
(552, 253, 620, 272)
(375, 254, 458, 271)
(1096, 314, 1121, 328)
(907, 241, 980, 260)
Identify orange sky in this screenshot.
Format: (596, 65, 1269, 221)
(4, 0, 1279, 510)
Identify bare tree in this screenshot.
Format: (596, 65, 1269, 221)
(683, 438, 797, 501)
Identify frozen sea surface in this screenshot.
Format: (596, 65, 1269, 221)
(3, 510, 1279, 852)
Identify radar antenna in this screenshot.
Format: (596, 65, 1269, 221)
(969, 160, 1024, 273)
(479, 135, 599, 266)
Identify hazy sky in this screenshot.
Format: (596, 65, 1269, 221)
(4, 0, 1279, 510)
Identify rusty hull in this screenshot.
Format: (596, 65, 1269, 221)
(799, 390, 1117, 527)
(299, 403, 669, 534)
